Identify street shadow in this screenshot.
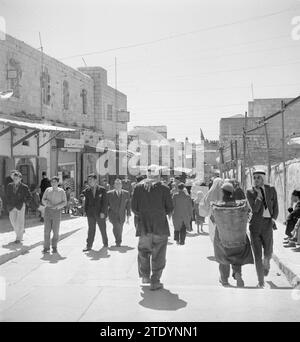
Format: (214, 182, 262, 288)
(85, 248, 111, 261)
(0, 214, 80, 234)
(207, 256, 217, 262)
(291, 247, 300, 252)
(198, 231, 209, 236)
(108, 245, 135, 254)
(41, 252, 67, 264)
(139, 286, 187, 311)
(186, 232, 200, 238)
(266, 281, 292, 290)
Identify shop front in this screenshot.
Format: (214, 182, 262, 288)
(57, 137, 84, 195)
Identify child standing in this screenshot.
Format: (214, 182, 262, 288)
(194, 191, 205, 234)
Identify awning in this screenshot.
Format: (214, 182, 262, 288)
(0, 117, 76, 132)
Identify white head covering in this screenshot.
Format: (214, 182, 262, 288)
(203, 177, 224, 206)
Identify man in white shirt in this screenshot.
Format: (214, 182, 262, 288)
(246, 169, 278, 288)
(42, 176, 67, 254)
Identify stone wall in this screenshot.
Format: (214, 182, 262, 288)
(0, 34, 95, 129)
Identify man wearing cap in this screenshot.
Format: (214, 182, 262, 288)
(132, 165, 174, 290)
(246, 169, 278, 288)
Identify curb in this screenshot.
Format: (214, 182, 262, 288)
(272, 252, 300, 288)
(0, 228, 82, 266)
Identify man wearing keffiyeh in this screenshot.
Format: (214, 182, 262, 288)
(132, 165, 174, 291)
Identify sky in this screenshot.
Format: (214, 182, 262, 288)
(1, 0, 300, 142)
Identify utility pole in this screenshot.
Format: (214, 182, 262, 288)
(115, 57, 119, 178)
(251, 82, 254, 100)
(281, 100, 287, 215)
(37, 31, 44, 185)
(263, 118, 271, 183)
(39, 32, 44, 119)
(242, 111, 248, 190)
(235, 140, 238, 182)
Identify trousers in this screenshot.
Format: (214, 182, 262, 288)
(250, 218, 273, 284)
(174, 223, 187, 244)
(86, 215, 108, 247)
(9, 204, 25, 240)
(112, 221, 124, 245)
(138, 233, 168, 283)
(44, 207, 61, 249)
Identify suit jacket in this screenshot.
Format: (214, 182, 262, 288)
(246, 184, 278, 230)
(172, 191, 194, 231)
(6, 182, 32, 211)
(107, 189, 131, 224)
(132, 181, 174, 236)
(82, 185, 107, 217)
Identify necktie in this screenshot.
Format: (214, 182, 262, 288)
(260, 187, 268, 209)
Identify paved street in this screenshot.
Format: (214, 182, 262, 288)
(0, 217, 300, 322)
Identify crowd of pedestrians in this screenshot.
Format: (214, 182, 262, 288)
(3, 165, 300, 291)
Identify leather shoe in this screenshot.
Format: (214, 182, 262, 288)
(83, 247, 91, 252)
(256, 282, 265, 288)
(219, 278, 230, 287)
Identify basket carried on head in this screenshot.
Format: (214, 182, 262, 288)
(212, 200, 248, 248)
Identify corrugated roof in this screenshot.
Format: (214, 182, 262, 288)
(0, 117, 77, 132)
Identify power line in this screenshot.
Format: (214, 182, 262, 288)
(118, 58, 300, 85)
(59, 6, 299, 61)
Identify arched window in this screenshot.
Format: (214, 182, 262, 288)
(81, 89, 87, 114)
(63, 80, 69, 110)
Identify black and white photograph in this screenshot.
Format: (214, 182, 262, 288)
(0, 0, 300, 324)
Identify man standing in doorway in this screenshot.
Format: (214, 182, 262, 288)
(6, 171, 32, 243)
(246, 169, 278, 288)
(42, 176, 67, 254)
(40, 171, 51, 200)
(132, 166, 174, 291)
(107, 179, 131, 247)
(82, 173, 108, 251)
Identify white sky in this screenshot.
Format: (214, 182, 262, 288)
(1, 0, 300, 141)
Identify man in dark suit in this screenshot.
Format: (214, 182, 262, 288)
(107, 179, 131, 247)
(132, 166, 174, 291)
(6, 171, 32, 243)
(82, 173, 108, 251)
(246, 169, 278, 288)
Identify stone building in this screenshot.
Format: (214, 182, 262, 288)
(219, 98, 300, 171)
(0, 33, 129, 194)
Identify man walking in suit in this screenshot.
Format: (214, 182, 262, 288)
(246, 169, 279, 288)
(6, 171, 32, 243)
(82, 173, 108, 251)
(107, 179, 131, 247)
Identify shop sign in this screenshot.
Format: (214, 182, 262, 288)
(64, 138, 84, 149)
